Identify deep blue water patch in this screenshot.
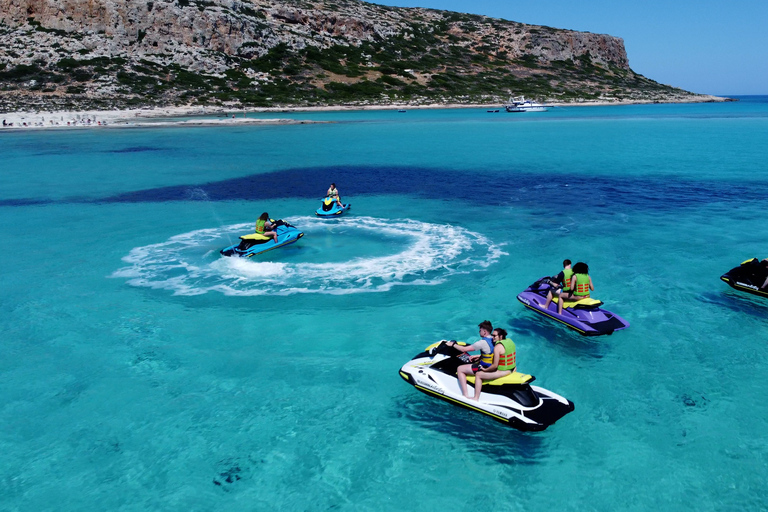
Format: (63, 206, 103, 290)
(95, 165, 768, 213)
(0, 197, 55, 207)
(107, 146, 165, 154)
(3, 165, 768, 214)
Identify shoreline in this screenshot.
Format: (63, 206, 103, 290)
(0, 94, 732, 131)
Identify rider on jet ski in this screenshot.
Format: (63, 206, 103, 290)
(543, 259, 573, 313)
(570, 262, 594, 300)
(326, 183, 343, 208)
(468, 328, 516, 401)
(762, 259, 768, 289)
(256, 212, 278, 243)
(545, 261, 593, 315)
(445, 320, 495, 399)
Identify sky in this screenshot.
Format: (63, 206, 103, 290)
(374, 0, 767, 95)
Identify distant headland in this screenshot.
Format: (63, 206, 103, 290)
(0, 0, 728, 114)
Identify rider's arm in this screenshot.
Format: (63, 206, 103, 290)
(447, 340, 481, 353)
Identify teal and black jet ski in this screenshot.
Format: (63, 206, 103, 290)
(316, 196, 350, 217)
(220, 220, 303, 258)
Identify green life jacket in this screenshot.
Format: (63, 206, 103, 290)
(256, 219, 266, 234)
(496, 338, 516, 371)
(574, 273, 590, 296)
(562, 268, 574, 292)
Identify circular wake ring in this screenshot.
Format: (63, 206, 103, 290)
(113, 216, 504, 296)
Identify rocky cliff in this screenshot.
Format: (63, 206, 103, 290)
(0, 0, 702, 111)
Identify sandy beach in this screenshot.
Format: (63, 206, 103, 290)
(0, 95, 730, 131)
(0, 105, 322, 130)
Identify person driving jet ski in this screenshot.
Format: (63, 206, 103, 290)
(326, 183, 343, 208)
(445, 320, 495, 399)
(543, 259, 573, 313)
(255, 212, 278, 243)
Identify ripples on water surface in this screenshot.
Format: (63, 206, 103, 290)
(1, 98, 768, 510)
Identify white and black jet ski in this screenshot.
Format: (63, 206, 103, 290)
(399, 340, 574, 431)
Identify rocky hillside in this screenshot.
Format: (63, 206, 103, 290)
(0, 0, 705, 111)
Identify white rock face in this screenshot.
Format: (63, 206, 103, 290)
(0, 0, 630, 70)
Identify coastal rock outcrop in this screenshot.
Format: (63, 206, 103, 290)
(0, 0, 704, 110)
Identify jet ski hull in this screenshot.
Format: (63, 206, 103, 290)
(220, 221, 304, 258)
(399, 342, 574, 431)
(517, 277, 629, 336)
(316, 198, 351, 217)
(720, 258, 768, 299)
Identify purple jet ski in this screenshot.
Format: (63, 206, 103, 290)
(517, 277, 629, 336)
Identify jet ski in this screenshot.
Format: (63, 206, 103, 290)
(315, 196, 351, 217)
(220, 220, 304, 258)
(399, 340, 574, 431)
(517, 277, 629, 336)
(720, 258, 768, 299)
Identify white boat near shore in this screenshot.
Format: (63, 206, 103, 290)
(504, 96, 551, 112)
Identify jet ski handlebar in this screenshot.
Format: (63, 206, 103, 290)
(431, 340, 463, 356)
(531, 277, 557, 290)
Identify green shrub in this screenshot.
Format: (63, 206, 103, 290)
(0, 64, 42, 81)
(379, 75, 405, 86)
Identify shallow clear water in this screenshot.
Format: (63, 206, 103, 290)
(2, 96, 768, 510)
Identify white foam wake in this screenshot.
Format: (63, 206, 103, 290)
(112, 216, 505, 296)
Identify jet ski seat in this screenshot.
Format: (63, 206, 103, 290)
(553, 296, 604, 309)
(239, 233, 271, 241)
(467, 371, 534, 386)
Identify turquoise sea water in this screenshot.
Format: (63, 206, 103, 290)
(2, 96, 768, 510)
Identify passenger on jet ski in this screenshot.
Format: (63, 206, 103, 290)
(761, 259, 768, 290)
(468, 328, 516, 401)
(445, 320, 495, 398)
(543, 259, 573, 312)
(326, 183, 343, 208)
(570, 262, 594, 300)
(256, 212, 278, 243)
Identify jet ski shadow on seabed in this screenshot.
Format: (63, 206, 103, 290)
(399, 340, 574, 431)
